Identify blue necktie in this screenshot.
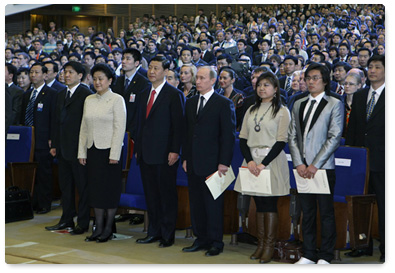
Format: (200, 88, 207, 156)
(25, 89, 38, 126)
(366, 91, 376, 121)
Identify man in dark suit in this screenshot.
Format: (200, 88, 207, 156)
(278, 55, 298, 96)
(20, 63, 57, 214)
(182, 66, 236, 256)
(44, 61, 67, 92)
(45, 61, 93, 233)
(135, 56, 185, 248)
(345, 55, 385, 262)
(200, 39, 215, 64)
(288, 63, 344, 264)
(5, 63, 23, 125)
(113, 48, 150, 140)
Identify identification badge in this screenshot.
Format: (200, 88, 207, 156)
(129, 93, 136, 102)
(37, 103, 44, 111)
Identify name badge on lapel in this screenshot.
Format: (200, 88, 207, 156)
(129, 93, 136, 102)
(37, 102, 44, 111)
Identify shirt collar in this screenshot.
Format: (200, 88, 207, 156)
(200, 89, 215, 101)
(370, 83, 385, 96)
(308, 91, 325, 104)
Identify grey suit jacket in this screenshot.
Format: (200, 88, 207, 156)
(288, 92, 344, 169)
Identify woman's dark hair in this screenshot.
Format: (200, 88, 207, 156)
(249, 71, 282, 118)
(90, 63, 116, 82)
(218, 66, 237, 80)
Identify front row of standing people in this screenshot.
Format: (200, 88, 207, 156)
(41, 53, 384, 263)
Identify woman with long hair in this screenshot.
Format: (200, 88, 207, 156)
(235, 71, 290, 263)
(217, 67, 244, 130)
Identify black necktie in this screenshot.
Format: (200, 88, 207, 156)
(197, 96, 205, 117)
(303, 99, 316, 127)
(25, 89, 38, 126)
(124, 78, 130, 92)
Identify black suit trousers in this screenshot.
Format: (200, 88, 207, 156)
(369, 171, 385, 254)
(298, 169, 336, 262)
(139, 155, 178, 241)
(187, 170, 225, 250)
(33, 149, 53, 210)
(58, 153, 89, 228)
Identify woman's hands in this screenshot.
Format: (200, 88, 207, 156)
(247, 161, 266, 177)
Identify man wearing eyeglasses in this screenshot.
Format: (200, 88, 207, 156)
(288, 63, 344, 264)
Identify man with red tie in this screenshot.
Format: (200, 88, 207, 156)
(134, 56, 185, 248)
(332, 62, 351, 96)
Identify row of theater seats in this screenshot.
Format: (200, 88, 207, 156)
(5, 126, 375, 256)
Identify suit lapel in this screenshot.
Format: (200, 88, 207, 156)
(146, 83, 168, 119)
(308, 97, 328, 132)
(197, 92, 218, 120)
(367, 88, 385, 125)
(299, 98, 308, 133)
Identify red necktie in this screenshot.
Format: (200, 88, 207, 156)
(146, 90, 156, 118)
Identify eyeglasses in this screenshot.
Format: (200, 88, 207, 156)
(305, 76, 323, 82)
(344, 82, 357, 86)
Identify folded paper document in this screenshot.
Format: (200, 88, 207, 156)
(205, 166, 235, 200)
(238, 167, 272, 195)
(293, 169, 330, 194)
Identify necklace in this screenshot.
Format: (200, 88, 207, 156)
(253, 105, 271, 132)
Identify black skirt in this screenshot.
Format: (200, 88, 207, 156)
(86, 144, 122, 209)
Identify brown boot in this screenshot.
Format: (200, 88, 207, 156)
(260, 212, 278, 263)
(250, 212, 264, 260)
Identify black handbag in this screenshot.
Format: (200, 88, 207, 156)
(5, 186, 34, 223)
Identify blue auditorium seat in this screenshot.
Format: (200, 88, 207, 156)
(5, 126, 38, 193)
(5, 125, 35, 166)
(118, 154, 147, 211)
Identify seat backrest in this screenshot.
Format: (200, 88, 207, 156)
(122, 132, 130, 170)
(333, 146, 369, 197)
(5, 126, 35, 166)
(284, 144, 369, 200)
(228, 138, 244, 190)
(125, 154, 145, 195)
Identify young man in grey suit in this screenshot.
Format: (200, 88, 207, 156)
(288, 63, 344, 264)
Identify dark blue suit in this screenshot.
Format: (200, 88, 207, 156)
(135, 82, 185, 242)
(182, 92, 236, 250)
(51, 84, 93, 228)
(113, 72, 150, 140)
(21, 84, 57, 210)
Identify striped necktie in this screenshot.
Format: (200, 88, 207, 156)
(285, 76, 292, 92)
(366, 91, 377, 121)
(25, 89, 38, 126)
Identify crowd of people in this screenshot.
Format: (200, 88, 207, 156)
(5, 3, 385, 264)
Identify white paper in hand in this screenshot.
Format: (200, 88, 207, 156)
(205, 166, 235, 200)
(293, 169, 330, 194)
(238, 168, 272, 194)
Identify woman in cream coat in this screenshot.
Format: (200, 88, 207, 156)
(78, 63, 126, 243)
(235, 71, 290, 263)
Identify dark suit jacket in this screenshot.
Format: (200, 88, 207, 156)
(345, 88, 385, 172)
(20, 85, 57, 150)
(113, 72, 150, 139)
(51, 84, 93, 161)
(183, 92, 236, 177)
(49, 79, 67, 93)
(8, 83, 24, 125)
(202, 50, 215, 64)
(135, 82, 185, 165)
(137, 67, 148, 78)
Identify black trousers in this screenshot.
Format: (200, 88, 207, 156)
(32, 149, 53, 210)
(299, 169, 336, 262)
(57, 153, 89, 228)
(187, 171, 225, 250)
(369, 171, 385, 255)
(139, 156, 178, 241)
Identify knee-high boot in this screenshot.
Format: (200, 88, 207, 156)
(260, 212, 278, 263)
(250, 212, 264, 260)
